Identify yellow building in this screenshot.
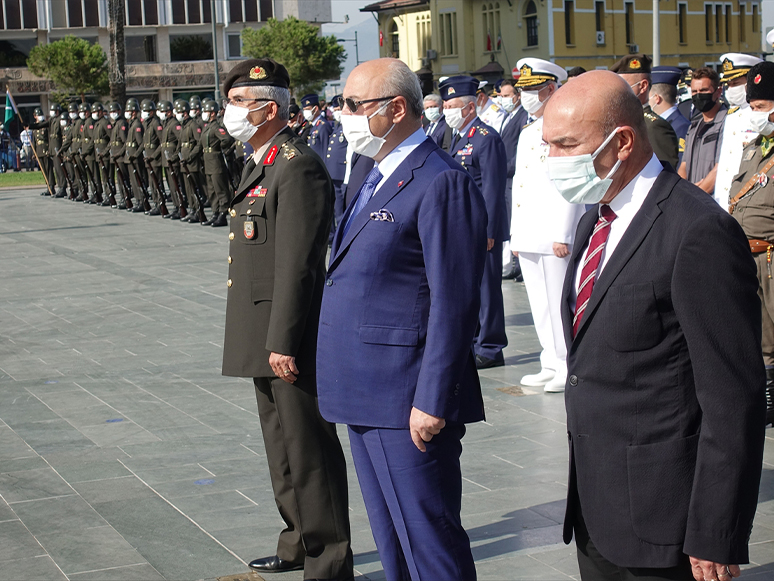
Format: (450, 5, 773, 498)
(363, 0, 763, 83)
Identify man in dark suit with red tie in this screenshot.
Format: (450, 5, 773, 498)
(543, 70, 765, 581)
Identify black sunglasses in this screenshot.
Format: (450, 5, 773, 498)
(343, 96, 396, 114)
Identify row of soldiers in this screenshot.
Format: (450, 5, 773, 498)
(29, 96, 242, 227)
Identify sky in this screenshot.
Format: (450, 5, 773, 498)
(320, 0, 380, 98)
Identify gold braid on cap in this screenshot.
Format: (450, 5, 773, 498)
(514, 64, 558, 88)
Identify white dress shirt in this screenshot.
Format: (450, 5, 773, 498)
(656, 105, 679, 122)
(373, 128, 428, 194)
(573, 154, 663, 298)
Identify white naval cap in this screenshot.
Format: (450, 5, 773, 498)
(514, 58, 568, 88)
(768, 29, 774, 47)
(720, 52, 763, 81)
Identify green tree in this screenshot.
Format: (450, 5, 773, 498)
(241, 17, 346, 96)
(27, 36, 109, 102)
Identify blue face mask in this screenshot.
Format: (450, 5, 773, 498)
(546, 127, 622, 205)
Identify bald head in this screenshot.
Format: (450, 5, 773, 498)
(543, 70, 653, 204)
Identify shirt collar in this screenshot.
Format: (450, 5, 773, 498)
(657, 105, 678, 121)
(458, 116, 477, 138)
(375, 128, 428, 185)
(252, 127, 288, 163)
(607, 154, 663, 219)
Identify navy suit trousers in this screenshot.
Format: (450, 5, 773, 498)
(348, 424, 476, 581)
(474, 248, 507, 359)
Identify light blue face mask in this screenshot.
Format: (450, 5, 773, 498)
(546, 127, 622, 205)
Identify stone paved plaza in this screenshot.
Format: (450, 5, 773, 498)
(1, 185, 774, 581)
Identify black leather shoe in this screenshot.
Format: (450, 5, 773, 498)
(211, 213, 228, 227)
(476, 354, 504, 369)
(148, 206, 161, 216)
(189, 214, 202, 224)
(117, 203, 127, 210)
(100, 199, 112, 207)
(169, 211, 181, 220)
(248, 555, 303, 573)
(202, 213, 216, 226)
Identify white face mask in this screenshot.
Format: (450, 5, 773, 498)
(110, 112, 119, 121)
(546, 127, 623, 205)
(69, 112, 78, 120)
(424, 107, 441, 123)
(79, 112, 87, 120)
(725, 84, 748, 108)
(91, 112, 99, 120)
(333, 110, 342, 123)
(444, 106, 466, 130)
(501, 97, 517, 113)
(36, 115, 45, 122)
(223, 102, 269, 142)
(750, 108, 774, 136)
(60, 119, 67, 127)
(49, 111, 56, 118)
(175, 112, 185, 123)
(141, 111, 150, 121)
(340, 100, 395, 158)
(124, 111, 132, 119)
(201, 112, 211, 122)
(302, 109, 315, 122)
(520, 90, 544, 115)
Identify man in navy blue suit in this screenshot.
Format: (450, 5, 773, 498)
(442, 75, 509, 369)
(317, 58, 487, 581)
(650, 66, 690, 163)
(422, 93, 451, 150)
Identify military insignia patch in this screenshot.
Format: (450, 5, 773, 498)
(219, 128, 226, 134)
(478, 127, 489, 136)
(468, 127, 476, 138)
(745, 150, 756, 161)
(157, 125, 163, 130)
(339, 133, 344, 142)
(447, 87, 456, 96)
(250, 66, 267, 80)
(520, 64, 533, 79)
(723, 58, 733, 72)
(136, 127, 142, 132)
(244, 219, 256, 239)
(247, 186, 267, 197)
(755, 74, 762, 84)
(283, 149, 296, 160)
(759, 173, 768, 187)
(630, 58, 641, 70)
(263, 145, 278, 165)
(176, 125, 182, 130)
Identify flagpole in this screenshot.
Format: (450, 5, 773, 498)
(7, 88, 52, 194)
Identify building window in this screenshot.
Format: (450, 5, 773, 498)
(227, 32, 241, 59)
(482, 3, 501, 52)
(525, 0, 538, 47)
(753, 3, 759, 33)
(724, 4, 730, 42)
(715, 4, 722, 42)
(416, 13, 431, 57)
(126, 0, 159, 25)
(595, 1, 605, 32)
(624, 2, 634, 44)
(391, 20, 400, 58)
(170, 34, 213, 61)
(564, 1, 574, 45)
(126, 35, 156, 63)
(170, 0, 213, 24)
(0, 37, 35, 64)
(705, 4, 712, 42)
(0, 0, 38, 29)
(739, 3, 746, 42)
(678, 3, 687, 43)
(259, 0, 272, 20)
(439, 11, 457, 56)
(64, 0, 98, 27)
(228, 0, 260, 22)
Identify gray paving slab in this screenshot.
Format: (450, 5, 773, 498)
(0, 188, 773, 580)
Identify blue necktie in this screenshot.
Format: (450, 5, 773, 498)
(343, 166, 383, 237)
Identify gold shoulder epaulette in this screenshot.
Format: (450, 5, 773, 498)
(281, 141, 299, 160)
(478, 126, 489, 136)
(728, 106, 740, 115)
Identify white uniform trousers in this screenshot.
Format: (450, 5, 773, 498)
(519, 252, 570, 377)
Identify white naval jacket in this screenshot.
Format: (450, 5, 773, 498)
(713, 106, 757, 209)
(510, 117, 585, 255)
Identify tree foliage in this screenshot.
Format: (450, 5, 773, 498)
(27, 36, 109, 101)
(241, 17, 346, 96)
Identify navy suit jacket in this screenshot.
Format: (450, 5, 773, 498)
(450, 118, 508, 241)
(324, 121, 347, 182)
(499, 107, 529, 179)
(664, 108, 689, 140)
(561, 167, 764, 568)
(426, 116, 452, 151)
(317, 137, 488, 428)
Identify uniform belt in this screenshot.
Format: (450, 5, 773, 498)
(83, 138, 91, 142)
(181, 143, 193, 148)
(203, 147, 217, 153)
(163, 142, 175, 146)
(111, 141, 122, 146)
(749, 239, 773, 253)
(94, 139, 107, 144)
(36, 140, 46, 145)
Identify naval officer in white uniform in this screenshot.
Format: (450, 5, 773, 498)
(511, 58, 585, 393)
(714, 52, 762, 208)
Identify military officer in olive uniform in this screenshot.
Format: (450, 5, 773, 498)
(611, 54, 680, 169)
(300, 93, 332, 159)
(323, 95, 348, 227)
(729, 61, 774, 426)
(108, 102, 130, 208)
(28, 107, 55, 196)
(93, 102, 113, 199)
(176, 99, 207, 223)
(47, 103, 66, 197)
(221, 58, 352, 581)
(159, 101, 184, 219)
(60, 103, 79, 198)
(70, 103, 90, 201)
(125, 99, 147, 212)
(200, 100, 234, 227)
(80, 103, 103, 203)
(141, 100, 166, 215)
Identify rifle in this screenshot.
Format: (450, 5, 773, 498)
(130, 158, 152, 212)
(178, 155, 207, 223)
(164, 151, 188, 219)
(114, 161, 135, 210)
(143, 152, 168, 216)
(55, 148, 76, 199)
(222, 151, 239, 193)
(70, 152, 90, 200)
(97, 155, 118, 207)
(81, 155, 103, 204)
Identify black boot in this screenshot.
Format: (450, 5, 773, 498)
(211, 212, 228, 227)
(766, 368, 774, 427)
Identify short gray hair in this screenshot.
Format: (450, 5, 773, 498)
(458, 95, 475, 107)
(381, 60, 423, 119)
(249, 85, 290, 120)
(423, 93, 442, 107)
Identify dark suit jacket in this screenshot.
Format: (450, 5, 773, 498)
(222, 127, 333, 378)
(317, 138, 487, 428)
(499, 107, 529, 179)
(426, 116, 452, 151)
(561, 166, 765, 568)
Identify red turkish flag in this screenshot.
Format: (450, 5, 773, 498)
(379, 30, 383, 47)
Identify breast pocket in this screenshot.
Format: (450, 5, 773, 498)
(239, 214, 267, 245)
(604, 282, 663, 352)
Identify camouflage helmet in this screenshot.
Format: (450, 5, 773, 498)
(202, 100, 219, 113)
(90, 102, 104, 113)
(68, 101, 79, 113)
(33, 107, 43, 117)
(78, 102, 91, 113)
(173, 99, 190, 114)
(125, 98, 139, 112)
(140, 99, 155, 112)
(108, 102, 122, 113)
(49, 102, 62, 114)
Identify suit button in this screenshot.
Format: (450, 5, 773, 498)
(229, 232, 234, 240)
(227, 279, 232, 288)
(569, 375, 578, 387)
(326, 279, 333, 286)
(230, 209, 236, 217)
(228, 256, 232, 264)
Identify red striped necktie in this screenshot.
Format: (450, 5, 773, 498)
(573, 205, 617, 337)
